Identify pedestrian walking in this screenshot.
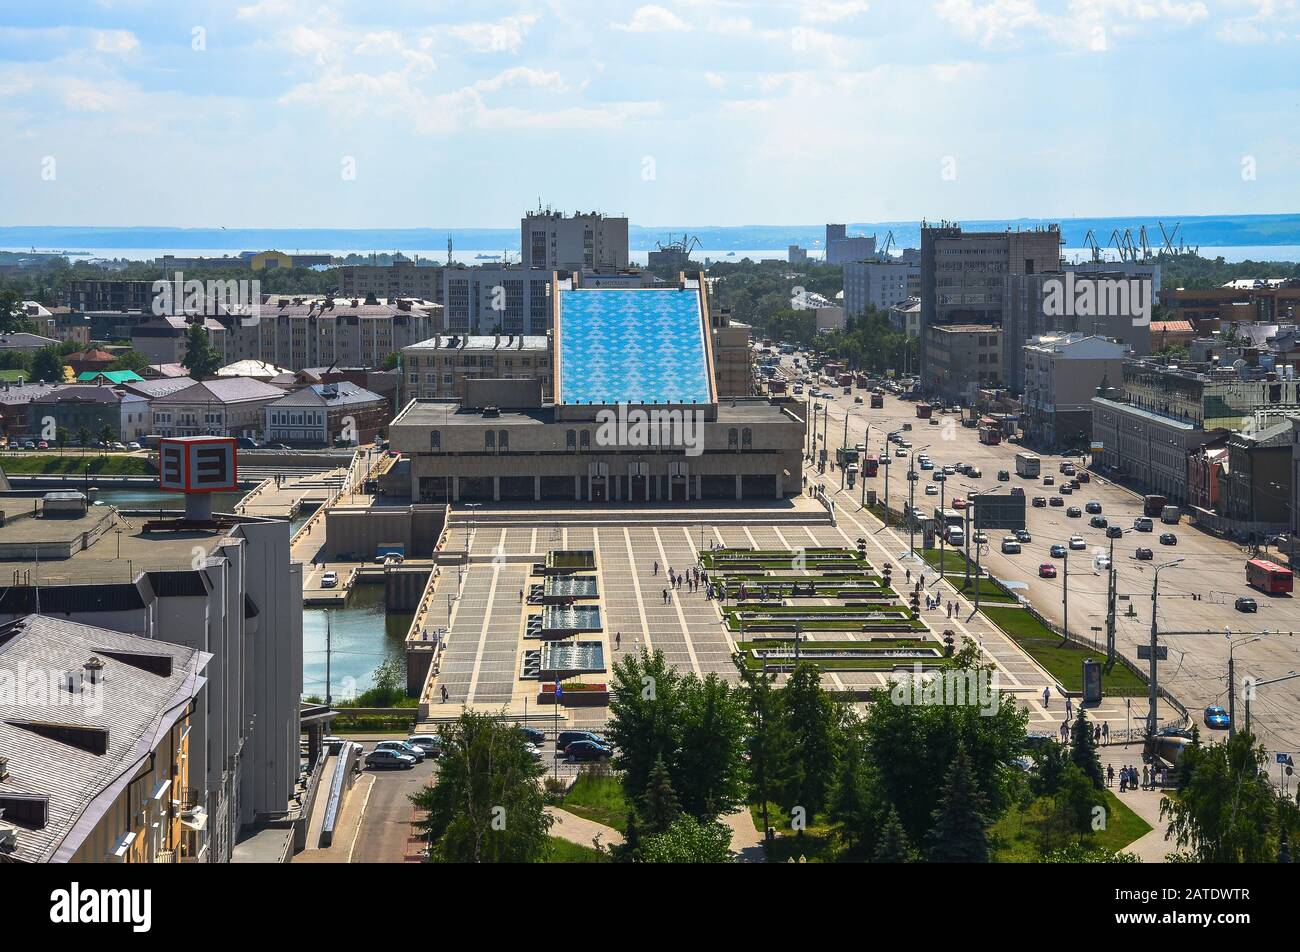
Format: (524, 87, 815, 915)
(1094, 724, 1101, 744)
(653, 560, 659, 576)
(440, 684, 448, 703)
(1119, 767, 1127, 792)
(1106, 764, 1115, 788)
(1059, 720, 1069, 742)
(1042, 685, 1051, 707)
(1102, 721, 1109, 742)
(1142, 765, 1150, 790)
(518, 588, 524, 603)
(615, 631, 621, 650)
(1065, 696, 1074, 719)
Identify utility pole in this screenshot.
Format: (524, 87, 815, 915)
(839, 411, 848, 490)
(907, 450, 917, 563)
(1062, 551, 1069, 643)
(324, 609, 332, 707)
(1147, 559, 1184, 735)
(963, 502, 972, 588)
(938, 476, 946, 572)
(1226, 631, 1271, 739)
(1105, 533, 1118, 668)
(1244, 670, 1300, 738)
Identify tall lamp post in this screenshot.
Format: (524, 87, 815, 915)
(1142, 557, 1184, 735)
(1226, 631, 1271, 739)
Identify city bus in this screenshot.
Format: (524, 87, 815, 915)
(978, 417, 1002, 445)
(869, 393, 884, 409)
(1246, 559, 1293, 594)
(861, 454, 879, 477)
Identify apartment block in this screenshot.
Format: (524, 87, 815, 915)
(1020, 334, 1125, 449)
(842, 259, 919, 317)
(522, 208, 629, 271)
(337, 259, 444, 304)
(923, 323, 1002, 402)
(442, 266, 551, 335)
(400, 334, 551, 403)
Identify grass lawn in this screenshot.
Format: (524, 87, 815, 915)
(991, 790, 1152, 862)
(561, 770, 630, 833)
(921, 548, 970, 573)
(544, 836, 608, 863)
(748, 802, 842, 863)
(947, 576, 1018, 604)
(0, 454, 154, 476)
(980, 606, 1147, 696)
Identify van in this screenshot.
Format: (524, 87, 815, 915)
(946, 527, 965, 546)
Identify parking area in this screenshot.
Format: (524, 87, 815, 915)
(792, 362, 1300, 756)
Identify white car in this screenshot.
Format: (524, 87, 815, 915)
(1000, 536, 1021, 554)
(973, 531, 988, 544)
(320, 571, 339, 588)
(1095, 555, 1112, 571)
(1068, 536, 1087, 550)
(924, 485, 938, 496)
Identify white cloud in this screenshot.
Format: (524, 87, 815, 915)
(93, 30, 138, 54)
(474, 66, 569, 93)
(612, 5, 692, 33)
(800, 1, 871, 23)
(935, 0, 1209, 51)
(446, 15, 540, 53)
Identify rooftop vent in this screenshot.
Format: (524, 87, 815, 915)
(83, 657, 104, 686)
(0, 754, 8, 782)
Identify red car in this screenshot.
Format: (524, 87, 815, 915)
(1038, 563, 1057, 579)
(952, 496, 966, 509)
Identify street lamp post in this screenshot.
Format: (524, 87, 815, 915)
(1145, 558, 1184, 735)
(1226, 631, 1271, 739)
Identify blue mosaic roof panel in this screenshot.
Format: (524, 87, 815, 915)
(559, 289, 711, 405)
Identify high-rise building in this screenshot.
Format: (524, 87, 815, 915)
(521, 208, 629, 271)
(824, 224, 876, 265)
(842, 259, 920, 316)
(919, 223, 1060, 388)
(442, 266, 552, 336)
(337, 259, 444, 304)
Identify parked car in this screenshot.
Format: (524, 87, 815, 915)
(36, 440, 48, 450)
(1049, 544, 1067, 558)
(1235, 596, 1258, 613)
(1069, 536, 1087, 550)
(1135, 547, 1153, 560)
(127, 441, 141, 451)
(565, 740, 613, 762)
(1203, 705, 1230, 731)
(1085, 501, 1103, 514)
(365, 748, 416, 770)
(406, 734, 443, 757)
(320, 571, 339, 588)
(1032, 496, 1047, 507)
(1038, 563, 1057, 579)
(556, 730, 607, 750)
(1049, 496, 1064, 507)
(1159, 532, 1177, 546)
(234, 436, 259, 449)
(517, 726, 546, 746)
(375, 740, 426, 762)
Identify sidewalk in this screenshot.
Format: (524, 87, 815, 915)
(1099, 748, 1171, 862)
(545, 806, 623, 850)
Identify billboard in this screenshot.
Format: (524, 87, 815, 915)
(973, 493, 1026, 530)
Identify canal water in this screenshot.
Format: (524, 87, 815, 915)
(303, 584, 414, 700)
(87, 487, 404, 699)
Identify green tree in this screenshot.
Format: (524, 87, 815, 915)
(381, 351, 401, 370)
(777, 662, 840, 822)
(642, 757, 680, 834)
(410, 710, 552, 863)
(1029, 739, 1071, 798)
(1161, 731, 1299, 863)
(31, 347, 64, 384)
(181, 322, 222, 379)
(98, 423, 115, 452)
(1069, 708, 1105, 790)
(872, 806, 915, 863)
(674, 672, 748, 820)
(639, 814, 733, 864)
(607, 648, 683, 809)
(733, 654, 792, 840)
(924, 748, 991, 863)
(828, 714, 879, 856)
(109, 349, 150, 374)
(75, 426, 89, 450)
(55, 427, 68, 456)
(864, 641, 1028, 845)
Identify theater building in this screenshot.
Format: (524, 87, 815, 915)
(389, 276, 805, 503)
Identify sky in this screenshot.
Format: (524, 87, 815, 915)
(0, 0, 1297, 228)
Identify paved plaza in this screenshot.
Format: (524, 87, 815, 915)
(415, 509, 1167, 736)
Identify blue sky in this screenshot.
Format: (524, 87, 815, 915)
(0, 1, 1295, 228)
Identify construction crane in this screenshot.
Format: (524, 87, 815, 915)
(880, 230, 896, 258)
(1083, 229, 1102, 263)
(656, 234, 701, 257)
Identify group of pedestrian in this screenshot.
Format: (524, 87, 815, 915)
(1112, 763, 1156, 791)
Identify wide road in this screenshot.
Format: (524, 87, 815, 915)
(783, 353, 1300, 759)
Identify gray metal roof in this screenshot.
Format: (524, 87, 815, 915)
(268, 381, 385, 408)
(0, 615, 208, 863)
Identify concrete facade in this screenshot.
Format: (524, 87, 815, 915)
(522, 210, 629, 271)
(923, 323, 1002, 403)
(1020, 334, 1126, 449)
(842, 259, 919, 317)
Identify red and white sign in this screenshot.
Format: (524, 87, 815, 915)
(158, 437, 238, 493)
